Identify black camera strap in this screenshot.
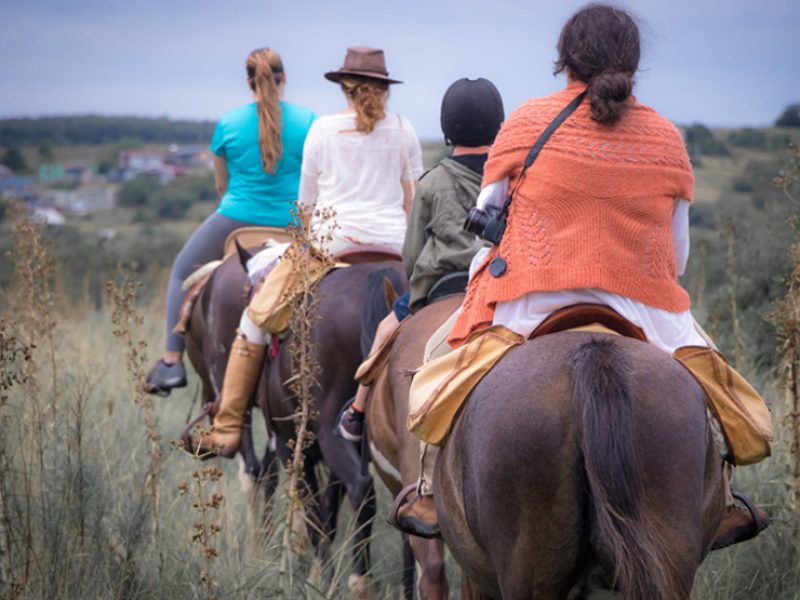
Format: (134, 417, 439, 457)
(489, 90, 586, 277)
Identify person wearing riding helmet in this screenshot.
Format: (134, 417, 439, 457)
(395, 4, 772, 547)
(336, 77, 505, 441)
(185, 47, 423, 458)
(145, 48, 315, 395)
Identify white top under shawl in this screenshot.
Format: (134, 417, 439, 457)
(472, 180, 707, 353)
(296, 112, 423, 252)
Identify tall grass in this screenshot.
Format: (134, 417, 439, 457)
(0, 213, 407, 599)
(0, 201, 798, 599)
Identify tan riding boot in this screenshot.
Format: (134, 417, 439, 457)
(392, 442, 442, 539)
(189, 334, 266, 459)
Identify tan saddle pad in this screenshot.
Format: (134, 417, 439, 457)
(674, 346, 772, 466)
(223, 226, 293, 257)
(406, 304, 649, 446)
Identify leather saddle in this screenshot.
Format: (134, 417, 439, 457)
(335, 244, 402, 264)
(427, 271, 469, 304)
(531, 303, 646, 341)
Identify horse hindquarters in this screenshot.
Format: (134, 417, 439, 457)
(571, 337, 716, 600)
(438, 334, 719, 600)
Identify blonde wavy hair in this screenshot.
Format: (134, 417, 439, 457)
(339, 76, 389, 133)
(246, 48, 284, 174)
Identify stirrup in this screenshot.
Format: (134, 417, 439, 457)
(711, 490, 770, 550)
(388, 483, 442, 539)
(388, 483, 418, 529)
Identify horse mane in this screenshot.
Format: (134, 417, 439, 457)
(359, 267, 405, 357)
(572, 339, 687, 600)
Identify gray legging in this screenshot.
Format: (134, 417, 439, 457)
(165, 211, 251, 352)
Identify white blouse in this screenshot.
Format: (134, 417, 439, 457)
(471, 180, 707, 353)
(297, 112, 423, 253)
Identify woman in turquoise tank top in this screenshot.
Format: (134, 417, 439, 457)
(146, 47, 316, 394)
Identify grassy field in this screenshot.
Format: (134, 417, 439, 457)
(1, 129, 799, 598)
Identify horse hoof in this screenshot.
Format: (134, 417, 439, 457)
(347, 573, 369, 600)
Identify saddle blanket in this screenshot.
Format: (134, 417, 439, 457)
(405, 310, 772, 464)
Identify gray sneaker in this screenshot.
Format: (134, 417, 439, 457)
(145, 360, 187, 396)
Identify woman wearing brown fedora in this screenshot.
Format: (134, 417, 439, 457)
(186, 46, 423, 458)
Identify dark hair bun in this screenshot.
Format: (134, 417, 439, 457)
(554, 4, 640, 125)
(588, 71, 633, 125)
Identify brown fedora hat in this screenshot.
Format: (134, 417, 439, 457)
(324, 47, 402, 84)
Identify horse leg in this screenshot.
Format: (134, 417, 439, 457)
(408, 537, 447, 600)
(402, 536, 415, 600)
(316, 429, 375, 597)
(460, 573, 493, 600)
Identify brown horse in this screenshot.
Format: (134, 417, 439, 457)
(185, 250, 408, 592)
(262, 261, 406, 587)
(367, 295, 464, 600)
(183, 253, 278, 485)
(436, 332, 726, 599)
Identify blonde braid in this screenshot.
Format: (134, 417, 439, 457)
(340, 76, 389, 133)
(247, 48, 283, 174)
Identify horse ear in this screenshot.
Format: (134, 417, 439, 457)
(383, 276, 399, 311)
(235, 241, 254, 271)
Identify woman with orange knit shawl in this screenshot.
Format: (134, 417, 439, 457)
(395, 4, 770, 552)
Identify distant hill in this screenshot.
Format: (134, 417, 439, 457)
(0, 116, 216, 146)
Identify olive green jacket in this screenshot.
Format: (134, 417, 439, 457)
(402, 157, 485, 312)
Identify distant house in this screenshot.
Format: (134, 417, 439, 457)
(0, 175, 34, 198)
(32, 206, 66, 226)
(64, 160, 96, 184)
(42, 185, 116, 214)
(38, 163, 66, 182)
(116, 149, 180, 184)
(165, 145, 214, 170)
(119, 149, 165, 173)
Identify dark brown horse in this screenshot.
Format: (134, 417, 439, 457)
(436, 332, 726, 599)
(367, 295, 464, 600)
(185, 251, 408, 593)
(262, 261, 406, 588)
(183, 253, 277, 484)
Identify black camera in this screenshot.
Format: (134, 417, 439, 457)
(463, 204, 506, 245)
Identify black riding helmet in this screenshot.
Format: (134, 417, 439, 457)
(440, 77, 504, 147)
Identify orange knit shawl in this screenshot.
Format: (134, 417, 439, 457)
(449, 81, 695, 347)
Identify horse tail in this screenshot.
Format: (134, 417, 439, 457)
(571, 339, 678, 600)
(359, 267, 404, 357)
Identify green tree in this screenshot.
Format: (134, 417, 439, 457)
(775, 104, 800, 128)
(118, 176, 158, 207)
(1, 147, 27, 172)
(727, 128, 767, 149)
(37, 141, 54, 163)
(685, 124, 730, 158)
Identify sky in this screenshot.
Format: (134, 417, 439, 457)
(1, 0, 798, 140)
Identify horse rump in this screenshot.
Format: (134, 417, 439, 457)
(571, 338, 686, 600)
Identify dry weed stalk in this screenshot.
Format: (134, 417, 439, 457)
(771, 238, 800, 523)
(724, 223, 745, 371)
(7, 211, 59, 417)
(3, 211, 60, 591)
(772, 146, 800, 529)
(279, 205, 337, 588)
(0, 320, 32, 596)
(178, 465, 224, 600)
(693, 239, 709, 310)
(774, 141, 800, 205)
(106, 268, 164, 554)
